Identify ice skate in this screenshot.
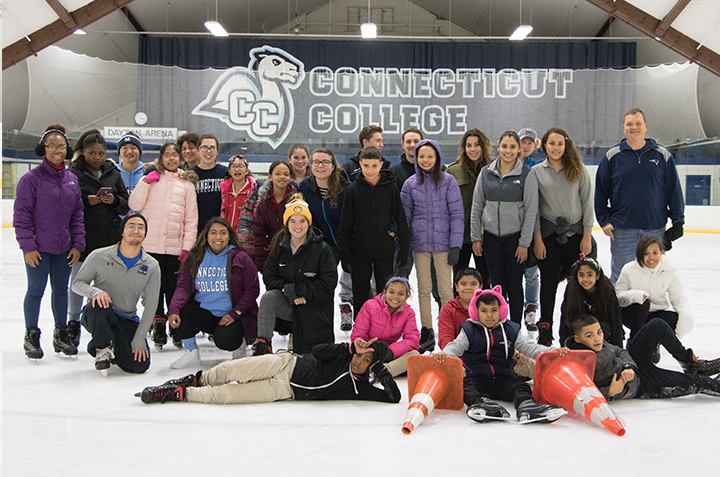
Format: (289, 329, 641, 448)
(170, 348, 200, 369)
(94, 346, 114, 376)
(680, 349, 720, 376)
(161, 370, 203, 388)
(24, 328, 43, 362)
(339, 303, 353, 332)
(151, 316, 167, 350)
(517, 399, 567, 424)
(537, 321, 553, 347)
(418, 327, 436, 354)
(466, 398, 511, 423)
(137, 383, 185, 404)
(67, 320, 81, 348)
(169, 326, 183, 349)
(252, 337, 272, 356)
(53, 327, 78, 358)
(524, 304, 538, 332)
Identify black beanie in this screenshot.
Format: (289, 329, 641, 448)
(117, 131, 143, 156)
(120, 213, 148, 237)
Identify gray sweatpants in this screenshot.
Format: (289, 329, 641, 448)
(257, 289, 294, 340)
(185, 352, 297, 404)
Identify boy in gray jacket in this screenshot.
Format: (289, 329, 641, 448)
(72, 213, 160, 374)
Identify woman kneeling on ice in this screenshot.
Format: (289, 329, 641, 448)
(136, 338, 400, 405)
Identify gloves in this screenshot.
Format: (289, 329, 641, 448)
(663, 221, 684, 251)
(397, 252, 409, 270)
(447, 247, 460, 267)
(369, 340, 389, 366)
(145, 170, 161, 184)
(178, 250, 189, 262)
(341, 260, 352, 274)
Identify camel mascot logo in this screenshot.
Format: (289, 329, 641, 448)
(192, 46, 305, 149)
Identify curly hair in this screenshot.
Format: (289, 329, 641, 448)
(456, 129, 492, 172)
(540, 128, 584, 182)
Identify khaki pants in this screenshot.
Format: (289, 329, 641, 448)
(414, 252, 453, 329)
(385, 350, 420, 377)
(185, 352, 297, 404)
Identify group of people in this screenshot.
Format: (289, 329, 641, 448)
(14, 108, 719, 421)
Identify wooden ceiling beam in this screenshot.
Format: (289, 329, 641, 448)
(585, 0, 720, 78)
(45, 0, 76, 28)
(655, 0, 693, 36)
(2, 0, 137, 71)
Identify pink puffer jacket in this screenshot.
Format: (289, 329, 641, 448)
(351, 294, 420, 359)
(128, 170, 198, 255)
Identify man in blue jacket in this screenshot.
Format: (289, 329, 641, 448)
(594, 108, 685, 283)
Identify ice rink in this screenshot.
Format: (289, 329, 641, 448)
(2, 227, 719, 477)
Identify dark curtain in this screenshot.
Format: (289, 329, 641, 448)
(139, 37, 636, 70)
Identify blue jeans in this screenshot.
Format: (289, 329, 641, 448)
(523, 265, 539, 308)
(67, 261, 84, 322)
(610, 228, 665, 284)
(24, 251, 72, 329)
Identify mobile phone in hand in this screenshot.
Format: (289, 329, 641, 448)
(96, 187, 112, 197)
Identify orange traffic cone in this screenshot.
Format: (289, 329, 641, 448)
(533, 349, 626, 436)
(402, 355, 463, 434)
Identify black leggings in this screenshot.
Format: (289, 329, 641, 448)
(621, 301, 678, 340)
(175, 298, 245, 351)
(149, 253, 179, 317)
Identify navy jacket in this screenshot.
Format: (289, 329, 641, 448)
(299, 173, 349, 248)
(460, 319, 520, 379)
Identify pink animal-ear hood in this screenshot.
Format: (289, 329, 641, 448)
(468, 285, 509, 321)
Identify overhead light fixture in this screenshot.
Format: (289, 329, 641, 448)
(205, 20, 228, 37)
(205, 0, 228, 37)
(361, 0, 376, 39)
(73, 29, 86, 35)
(509, 25, 533, 40)
(361, 22, 377, 39)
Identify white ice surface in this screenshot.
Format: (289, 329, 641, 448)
(2, 229, 720, 477)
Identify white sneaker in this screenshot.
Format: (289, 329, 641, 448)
(171, 348, 200, 369)
(231, 338, 247, 359)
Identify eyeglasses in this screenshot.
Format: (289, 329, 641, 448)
(199, 145, 217, 152)
(44, 144, 65, 152)
(312, 160, 333, 167)
(124, 224, 146, 232)
(162, 153, 180, 159)
(229, 164, 247, 170)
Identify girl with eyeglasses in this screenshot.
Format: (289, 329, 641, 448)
(14, 124, 84, 359)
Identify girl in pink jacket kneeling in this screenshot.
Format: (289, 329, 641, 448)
(351, 277, 420, 376)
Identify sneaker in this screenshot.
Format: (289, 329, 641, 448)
(53, 327, 78, 355)
(524, 304, 538, 332)
(418, 327, 436, 354)
(252, 338, 272, 356)
(537, 321, 553, 347)
(340, 303, 353, 332)
(138, 384, 185, 404)
(170, 349, 201, 369)
(517, 399, 567, 424)
(232, 338, 247, 359)
(24, 328, 44, 360)
(163, 370, 203, 388)
(169, 327, 183, 349)
(152, 317, 167, 349)
(681, 349, 720, 376)
(466, 398, 511, 422)
(67, 320, 81, 348)
(94, 346, 114, 371)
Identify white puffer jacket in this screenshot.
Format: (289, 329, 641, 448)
(128, 170, 198, 255)
(615, 257, 693, 338)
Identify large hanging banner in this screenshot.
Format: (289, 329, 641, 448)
(22, 46, 704, 151)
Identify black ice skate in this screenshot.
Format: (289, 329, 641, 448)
(339, 303, 353, 332)
(537, 321, 553, 347)
(680, 349, 720, 376)
(517, 399, 567, 424)
(53, 327, 78, 357)
(137, 384, 185, 404)
(94, 346, 114, 377)
(24, 327, 43, 361)
(466, 398, 511, 423)
(162, 370, 203, 388)
(419, 327, 436, 354)
(151, 316, 167, 350)
(67, 320, 81, 348)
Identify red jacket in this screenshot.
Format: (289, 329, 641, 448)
(220, 176, 258, 231)
(438, 297, 471, 350)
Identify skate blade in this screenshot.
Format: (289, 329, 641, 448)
(100, 369, 108, 377)
(134, 392, 142, 397)
(154, 343, 164, 351)
(467, 411, 512, 423)
(518, 408, 567, 424)
(54, 352, 78, 360)
(25, 356, 43, 363)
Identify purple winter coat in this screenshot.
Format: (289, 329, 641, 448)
(14, 159, 85, 255)
(168, 247, 260, 342)
(400, 140, 464, 253)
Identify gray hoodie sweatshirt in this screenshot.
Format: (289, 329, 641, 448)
(72, 244, 160, 350)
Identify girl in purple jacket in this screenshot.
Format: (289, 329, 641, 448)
(167, 217, 260, 369)
(14, 124, 85, 360)
(351, 277, 420, 376)
(400, 139, 464, 354)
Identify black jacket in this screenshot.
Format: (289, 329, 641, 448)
(559, 288, 624, 348)
(290, 343, 401, 402)
(263, 231, 338, 354)
(390, 153, 416, 191)
(338, 169, 410, 262)
(342, 151, 391, 182)
(69, 157, 129, 261)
